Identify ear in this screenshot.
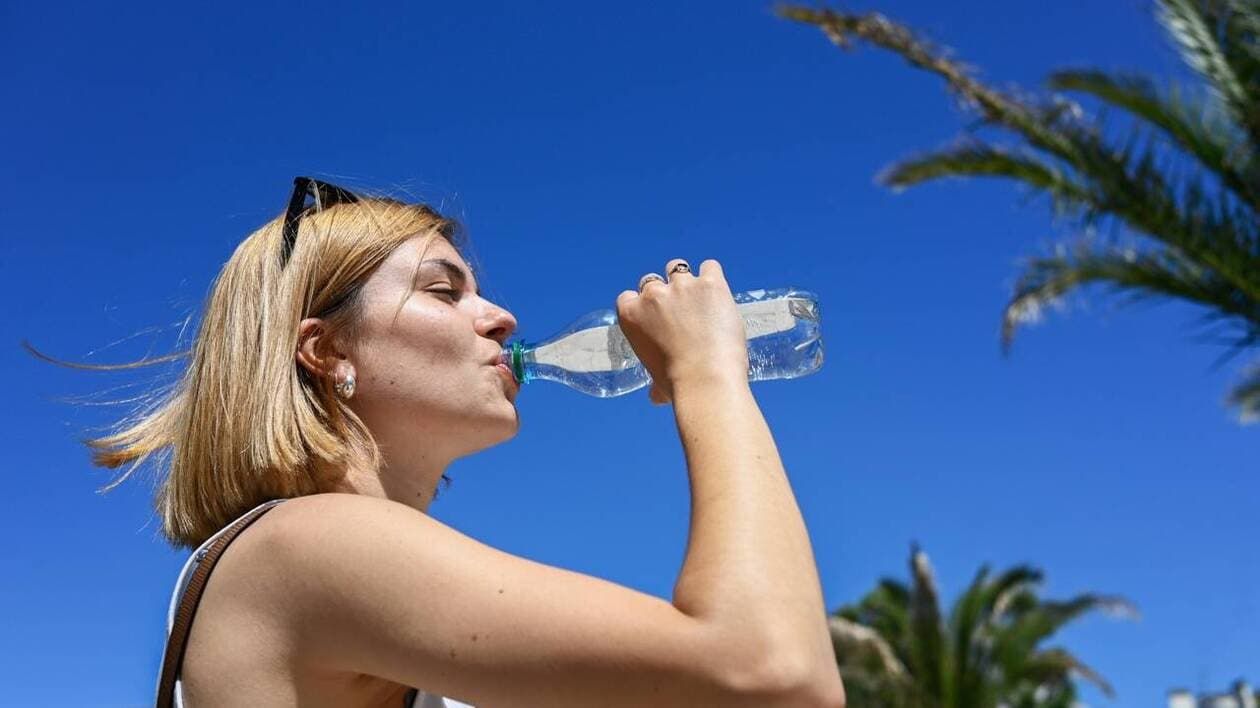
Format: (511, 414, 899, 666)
(296, 317, 349, 380)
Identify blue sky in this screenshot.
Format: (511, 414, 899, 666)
(3, 1, 1255, 705)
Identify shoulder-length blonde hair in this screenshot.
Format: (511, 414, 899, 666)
(52, 193, 464, 548)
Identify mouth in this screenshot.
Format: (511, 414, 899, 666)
(494, 363, 520, 400)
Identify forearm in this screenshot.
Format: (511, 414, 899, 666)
(668, 374, 836, 680)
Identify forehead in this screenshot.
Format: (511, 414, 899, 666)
(388, 234, 479, 290)
(413, 234, 464, 265)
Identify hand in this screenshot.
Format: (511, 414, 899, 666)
(615, 259, 749, 405)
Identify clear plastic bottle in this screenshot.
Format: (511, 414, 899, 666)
(499, 287, 824, 397)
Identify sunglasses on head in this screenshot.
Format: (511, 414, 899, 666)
(279, 176, 360, 268)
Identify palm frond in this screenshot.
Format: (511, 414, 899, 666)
(992, 587, 1041, 623)
(1049, 122, 1260, 304)
(780, 2, 1260, 422)
(833, 587, 922, 705)
(775, 7, 1082, 161)
(1022, 647, 1117, 699)
(780, 5, 1260, 303)
(1226, 359, 1260, 420)
(991, 593, 1137, 681)
(1002, 681, 1078, 708)
(909, 544, 950, 701)
(1047, 69, 1259, 206)
(1220, 0, 1260, 108)
(827, 544, 1128, 706)
(967, 565, 1045, 684)
(881, 142, 1094, 222)
(829, 614, 911, 678)
(842, 578, 913, 661)
(1002, 239, 1260, 353)
(982, 566, 1045, 617)
(1157, 0, 1260, 144)
(944, 566, 989, 708)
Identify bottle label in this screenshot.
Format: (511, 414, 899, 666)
(532, 298, 802, 374)
(739, 298, 799, 339)
(533, 323, 638, 373)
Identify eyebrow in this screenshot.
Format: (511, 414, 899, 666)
(420, 258, 482, 297)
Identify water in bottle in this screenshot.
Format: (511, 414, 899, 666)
(499, 287, 823, 397)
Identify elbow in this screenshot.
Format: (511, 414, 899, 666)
(769, 660, 846, 708)
(723, 650, 846, 708)
(793, 672, 846, 708)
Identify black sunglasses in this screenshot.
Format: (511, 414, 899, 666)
(280, 176, 360, 267)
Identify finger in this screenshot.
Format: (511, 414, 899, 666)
(615, 290, 639, 322)
(664, 258, 693, 283)
(638, 272, 667, 294)
(698, 259, 724, 280)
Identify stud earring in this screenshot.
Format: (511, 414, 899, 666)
(335, 372, 356, 400)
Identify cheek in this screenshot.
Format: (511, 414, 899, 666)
(357, 309, 471, 392)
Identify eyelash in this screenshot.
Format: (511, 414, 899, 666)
(429, 288, 461, 302)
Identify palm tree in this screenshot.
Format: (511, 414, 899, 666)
(778, 1, 1260, 422)
(829, 545, 1135, 707)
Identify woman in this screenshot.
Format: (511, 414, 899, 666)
(87, 178, 844, 707)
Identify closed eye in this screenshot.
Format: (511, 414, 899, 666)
(427, 288, 461, 302)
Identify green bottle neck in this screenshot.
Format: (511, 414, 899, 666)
(507, 341, 534, 384)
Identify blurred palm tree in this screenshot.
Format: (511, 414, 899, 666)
(831, 545, 1136, 707)
(779, 0, 1260, 422)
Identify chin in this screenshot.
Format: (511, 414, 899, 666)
(485, 407, 521, 443)
(500, 408, 521, 438)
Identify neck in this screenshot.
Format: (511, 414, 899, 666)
(323, 448, 453, 514)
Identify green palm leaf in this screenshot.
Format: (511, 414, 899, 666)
(881, 142, 1093, 222)
(1218, 0, 1260, 115)
(1003, 239, 1260, 351)
(909, 544, 949, 703)
(1226, 361, 1260, 420)
(778, 1, 1260, 422)
(774, 7, 1082, 162)
(825, 546, 1131, 706)
(1021, 648, 1117, 698)
(1046, 69, 1258, 205)
(843, 578, 913, 661)
(829, 615, 909, 676)
(780, 6, 1260, 298)
(991, 593, 1137, 680)
(1157, 0, 1258, 142)
(946, 565, 991, 708)
(948, 565, 1043, 707)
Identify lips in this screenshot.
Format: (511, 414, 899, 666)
(494, 363, 519, 399)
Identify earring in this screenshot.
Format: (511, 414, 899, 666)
(335, 372, 356, 400)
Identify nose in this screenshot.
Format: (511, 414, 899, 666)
(478, 300, 517, 346)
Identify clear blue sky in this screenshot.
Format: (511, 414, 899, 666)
(3, 1, 1255, 705)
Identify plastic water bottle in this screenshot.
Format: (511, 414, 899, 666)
(499, 287, 823, 397)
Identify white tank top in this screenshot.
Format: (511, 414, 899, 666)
(159, 498, 475, 708)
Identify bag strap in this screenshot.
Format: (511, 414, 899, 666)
(155, 502, 280, 708)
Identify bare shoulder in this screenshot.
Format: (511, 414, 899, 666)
(238, 491, 437, 603)
(253, 491, 421, 538)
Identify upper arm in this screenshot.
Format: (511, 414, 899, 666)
(253, 493, 785, 708)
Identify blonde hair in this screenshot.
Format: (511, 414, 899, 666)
(54, 195, 464, 548)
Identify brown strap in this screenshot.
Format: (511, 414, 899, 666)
(155, 502, 280, 708)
